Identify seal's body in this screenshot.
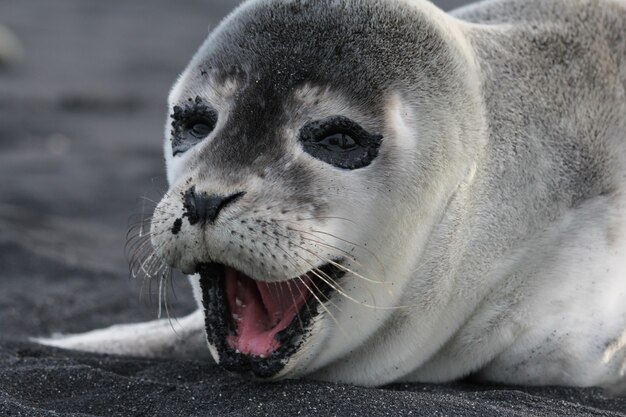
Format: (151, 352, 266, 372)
(40, 0, 626, 391)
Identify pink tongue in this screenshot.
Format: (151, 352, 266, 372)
(225, 268, 311, 357)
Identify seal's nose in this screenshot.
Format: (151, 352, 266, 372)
(183, 186, 245, 225)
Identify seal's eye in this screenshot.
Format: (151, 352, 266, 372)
(317, 133, 357, 150)
(170, 102, 218, 156)
(299, 116, 382, 170)
(189, 120, 214, 139)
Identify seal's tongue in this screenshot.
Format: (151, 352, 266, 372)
(224, 267, 311, 357)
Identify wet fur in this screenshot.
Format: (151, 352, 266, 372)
(38, 0, 626, 392)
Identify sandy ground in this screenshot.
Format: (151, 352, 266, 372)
(1, 0, 625, 415)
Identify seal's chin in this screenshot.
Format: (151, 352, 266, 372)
(198, 261, 344, 378)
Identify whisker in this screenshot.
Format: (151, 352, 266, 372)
(262, 235, 315, 326)
(296, 239, 388, 285)
(126, 229, 171, 274)
(275, 216, 358, 224)
(283, 223, 386, 276)
(292, 252, 404, 310)
(307, 228, 386, 276)
(263, 226, 362, 270)
(162, 268, 181, 334)
(257, 228, 391, 309)
(255, 231, 330, 301)
(284, 278, 305, 331)
(271, 226, 388, 286)
(304, 268, 343, 313)
(139, 195, 163, 206)
(289, 233, 361, 265)
(139, 240, 171, 278)
(129, 235, 156, 266)
(278, 203, 316, 214)
(158, 269, 164, 318)
(296, 276, 349, 338)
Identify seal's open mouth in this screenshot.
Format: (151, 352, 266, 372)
(198, 261, 344, 378)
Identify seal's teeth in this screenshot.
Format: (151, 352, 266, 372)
(259, 354, 265, 358)
(235, 349, 240, 354)
(235, 297, 243, 307)
(232, 313, 240, 321)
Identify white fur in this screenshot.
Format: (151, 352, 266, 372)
(37, 0, 626, 393)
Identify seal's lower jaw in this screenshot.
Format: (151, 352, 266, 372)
(198, 262, 344, 378)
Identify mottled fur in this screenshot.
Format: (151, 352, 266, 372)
(39, 0, 626, 391)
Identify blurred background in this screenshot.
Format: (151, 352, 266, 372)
(0, 0, 471, 337)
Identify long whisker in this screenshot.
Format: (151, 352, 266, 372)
(297, 243, 389, 286)
(301, 250, 393, 306)
(127, 229, 171, 275)
(284, 223, 386, 276)
(162, 268, 181, 334)
(259, 228, 390, 309)
(256, 229, 335, 307)
(294, 233, 361, 265)
(304, 268, 343, 313)
(285, 276, 305, 331)
(274, 226, 388, 286)
(278, 203, 316, 214)
(292, 251, 406, 310)
(126, 238, 153, 264)
(276, 216, 358, 224)
(138, 195, 163, 206)
(295, 275, 349, 338)
(143, 249, 168, 279)
(292, 251, 376, 308)
(268, 238, 317, 323)
(264, 226, 368, 276)
(158, 268, 165, 318)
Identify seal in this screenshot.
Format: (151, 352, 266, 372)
(38, 0, 626, 392)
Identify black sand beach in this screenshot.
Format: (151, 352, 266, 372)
(1, 0, 625, 415)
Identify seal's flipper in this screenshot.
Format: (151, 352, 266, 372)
(33, 309, 210, 360)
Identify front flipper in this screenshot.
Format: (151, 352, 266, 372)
(33, 309, 211, 360)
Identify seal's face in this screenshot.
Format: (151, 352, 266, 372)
(151, 0, 481, 380)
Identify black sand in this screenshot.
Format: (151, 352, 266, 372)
(1, 1, 624, 415)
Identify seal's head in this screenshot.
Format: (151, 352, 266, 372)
(151, 0, 484, 382)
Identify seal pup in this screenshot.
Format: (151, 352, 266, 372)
(39, 0, 626, 392)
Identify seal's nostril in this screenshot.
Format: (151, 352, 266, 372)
(183, 186, 245, 225)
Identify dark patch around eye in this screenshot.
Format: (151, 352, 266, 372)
(170, 97, 218, 156)
(299, 116, 382, 170)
